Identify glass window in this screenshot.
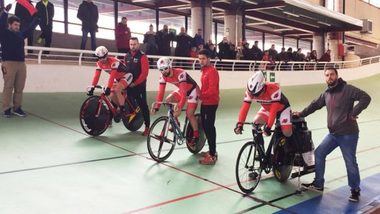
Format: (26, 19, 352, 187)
(264, 34, 282, 51)
(284, 37, 297, 50)
(158, 11, 185, 36)
(299, 40, 312, 54)
(246, 30, 263, 49)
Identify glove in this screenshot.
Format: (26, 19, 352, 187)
(263, 125, 271, 137)
(87, 86, 95, 96)
(234, 123, 243, 135)
(5, 4, 12, 12)
(104, 87, 111, 96)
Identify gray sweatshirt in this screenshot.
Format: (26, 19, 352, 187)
(300, 78, 371, 135)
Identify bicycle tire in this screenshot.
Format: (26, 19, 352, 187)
(185, 114, 206, 154)
(79, 96, 111, 136)
(272, 137, 294, 182)
(235, 141, 263, 193)
(147, 116, 176, 162)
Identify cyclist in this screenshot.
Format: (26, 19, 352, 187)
(234, 71, 293, 138)
(87, 46, 133, 122)
(151, 57, 200, 146)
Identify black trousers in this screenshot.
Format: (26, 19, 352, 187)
(40, 25, 53, 53)
(127, 82, 150, 127)
(201, 104, 218, 156)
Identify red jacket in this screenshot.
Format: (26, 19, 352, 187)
(115, 23, 131, 49)
(200, 65, 220, 105)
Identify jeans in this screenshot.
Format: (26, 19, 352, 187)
(314, 133, 360, 191)
(80, 29, 97, 50)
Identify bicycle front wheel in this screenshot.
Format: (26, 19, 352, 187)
(147, 116, 176, 162)
(235, 141, 263, 193)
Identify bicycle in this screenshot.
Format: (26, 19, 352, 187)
(235, 122, 298, 193)
(147, 102, 206, 162)
(79, 85, 144, 136)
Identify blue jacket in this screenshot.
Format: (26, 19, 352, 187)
(0, 11, 39, 61)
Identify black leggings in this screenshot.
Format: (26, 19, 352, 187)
(127, 83, 150, 127)
(201, 105, 218, 156)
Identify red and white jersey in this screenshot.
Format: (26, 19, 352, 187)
(238, 82, 290, 128)
(92, 57, 130, 89)
(155, 68, 198, 110)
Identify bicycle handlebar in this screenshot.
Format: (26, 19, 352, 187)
(242, 122, 274, 133)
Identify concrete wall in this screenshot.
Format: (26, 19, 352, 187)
(1, 62, 379, 93)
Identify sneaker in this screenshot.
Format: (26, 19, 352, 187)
(349, 189, 360, 202)
(200, 151, 218, 160)
(3, 108, 11, 118)
(199, 153, 217, 165)
(301, 181, 324, 192)
(13, 107, 27, 117)
(142, 126, 150, 136)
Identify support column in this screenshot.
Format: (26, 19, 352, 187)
(191, 0, 212, 41)
(327, 32, 343, 61)
(224, 8, 243, 45)
(313, 33, 325, 59)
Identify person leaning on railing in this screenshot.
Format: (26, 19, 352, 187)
(0, 4, 39, 118)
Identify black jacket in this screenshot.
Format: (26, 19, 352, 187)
(175, 33, 192, 57)
(218, 42, 230, 59)
(0, 12, 39, 61)
(156, 30, 174, 56)
(15, 2, 33, 31)
(300, 78, 371, 135)
(77, 1, 98, 31)
(36, 1, 54, 27)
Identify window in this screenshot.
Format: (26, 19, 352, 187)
(299, 40, 312, 54)
(264, 34, 282, 51)
(284, 37, 297, 50)
(246, 30, 263, 49)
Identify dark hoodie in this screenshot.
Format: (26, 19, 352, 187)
(300, 78, 371, 135)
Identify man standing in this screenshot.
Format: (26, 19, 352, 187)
(15, 0, 34, 53)
(294, 68, 371, 202)
(192, 28, 204, 48)
(198, 49, 220, 165)
(115, 17, 130, 53)
(77, 0, 98, 50)
(156, 24, 174, 56)
(125, 37, 150, 136)
(36, 0, 54, 54)
(1, 4, 39, 117)
(175, 27, 192, 57)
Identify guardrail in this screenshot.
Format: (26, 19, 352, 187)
(18, 46, 380, 72)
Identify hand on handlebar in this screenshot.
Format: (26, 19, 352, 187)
(234, 123, 243, 135)
(87, 86, 95, 96)
(263, 124, 272, 137)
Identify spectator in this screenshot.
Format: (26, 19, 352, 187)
(294, 48, 305, 61)
(241, 42, 252, 60)
(286, 47, 293, 61)
(77, 0, 98, 50)
(228, 43, 237, 60)
(156, 24, 175, 56)
(268, 44, 278, 60)
(235, 41, 243, 60)
(310, 50, 318, 62)
(125, 37, 150, 136)
(198, 49, 220, 165)
(295, 68, 371, 202)
(217, 37, 230, 59)
(175, 27, 192, 57)
(319, 49, 331, 62)
(36, 0, 54, 54)
(115, 17, 131, 53)
(15, 1, 34, 53)
(251, 41, 263, 60)
(193, 28, 204, 47)
(207, 43, 218, 59)
(1, 4, 39, 117)
(277, 47, 288, 62)
(261, 50, 274, 70)
(189, 46, 198, 58)
(143, 24, 157, 55)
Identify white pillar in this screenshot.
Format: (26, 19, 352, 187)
(313, 33, 325, 59)
(224, 10, 243, 45)
(191, 1, 212, 42)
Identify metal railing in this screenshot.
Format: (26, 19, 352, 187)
(18, 46, 380, 72)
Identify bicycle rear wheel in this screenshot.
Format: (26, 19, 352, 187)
(147, 116, 176, 162)
(185, 114, 206, 154)
(79, 96, 111, 136)
(235, 141, 263, 193)
(273, 138, 294, 182)
(122, 103, 144, 132)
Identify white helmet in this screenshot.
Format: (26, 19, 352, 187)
(247, 71, 266, 96)
(157, 57, 172, 73)
(95, 46, 108, 59)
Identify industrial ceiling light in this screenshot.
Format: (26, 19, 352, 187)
(283, 11, 300, 17)
(317, 21, 332, 26)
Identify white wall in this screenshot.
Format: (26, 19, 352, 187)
(0, 62, 380, 92)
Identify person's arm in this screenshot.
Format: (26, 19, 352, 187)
(0, 10, 8, 39)
(238, 102, 251, 124)
(51, 3, 54, 20)
(115, 25, 123, 39)
(154, 76, 166, 109)
(133, 55, 149, 85)
(94, 5, 98, 24)
(201, 68, 219, 99)
(21, 16, 40, 38)
(77, 4, 83, 21)
(300, 93, 326, 117)
(106, 69, 118, 89)
(177, 81, 187, 110)
(350, 85, 371, 117)
(91, 69, 101, 86)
